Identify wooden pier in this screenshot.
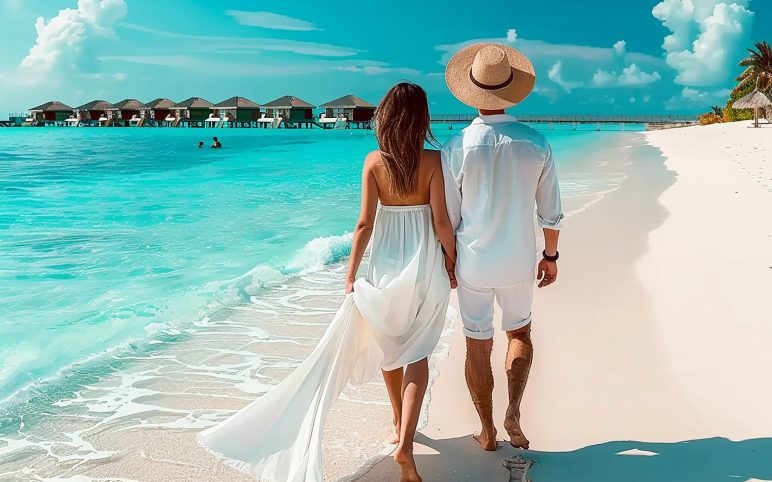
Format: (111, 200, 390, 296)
(431, 114, 699, 130)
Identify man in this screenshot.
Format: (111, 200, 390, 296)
(211, 136, 222, 149)
(442, 43, 563, 450)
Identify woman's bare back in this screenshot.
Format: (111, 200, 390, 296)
(367, 149, 441, 206)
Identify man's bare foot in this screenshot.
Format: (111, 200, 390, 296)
(388, 420, 401, 444)
(472, 427, 498, 451)
(504, 410, 530, 449)
(394, 446, 422, 482)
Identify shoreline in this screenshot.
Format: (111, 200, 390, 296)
(356, 121, 772, 481)
(0, 126, 748, 482)
(0, 130, 638, 481)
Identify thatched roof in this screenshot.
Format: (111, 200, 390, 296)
(146, 98, 177, 109)
(175, 97, 214, 109)
(320, 95, 375, 109)
(732, 89, 772, 109)
(29, 101, 73, 112)
(114, 99, 148, 110)
(77, 100, 117, 111)
(213, 96, 261, 109)
(263, 95, 315, 109)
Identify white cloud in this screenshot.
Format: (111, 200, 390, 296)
(3, 0, 25, 13)
(506, 28, 518, 43)
(644, 95, 652, 103)
(613, 40, 626, 56)
(334, 65, 421, 76)
(119, 23, 359, 57)
(629, 96, 636, 103)
(435, 37, 664, 68)
(82, 71, 126, 81)
(592, 63, 661, 87)
(665, 86, 731, 109)
(548, 61, 583, 93)
(225, 10, 319, 31)
(21, 0, 127, 74)
(681, 86, 731, 101)
(99, 54, 421, 78)
(652, 0, 754, 86)
(532, 85, 560, 104)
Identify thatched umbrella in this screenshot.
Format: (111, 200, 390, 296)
(732, 88, 772, 128)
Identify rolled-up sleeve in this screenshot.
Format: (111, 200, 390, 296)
(536, 145, 564, 229)
(440, 143, 463, 232)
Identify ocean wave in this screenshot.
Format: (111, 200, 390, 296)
(0, 232, 354, 408)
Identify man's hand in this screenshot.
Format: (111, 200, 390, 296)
(444, 255, 458, 289)
(537, 259, 558, 288)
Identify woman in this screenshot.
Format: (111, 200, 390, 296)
(199, 83, 456, 482)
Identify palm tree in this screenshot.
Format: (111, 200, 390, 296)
(711, 105, 723, 116)
(734, 41, 772, 94)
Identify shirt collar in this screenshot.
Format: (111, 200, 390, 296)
(471, 114, 517, 125)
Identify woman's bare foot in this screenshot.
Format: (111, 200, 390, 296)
(472, 427, 498, 451)
(504, 410, 529, 449)
(388, 420, 401, 444)
(394, 446, 422, 482)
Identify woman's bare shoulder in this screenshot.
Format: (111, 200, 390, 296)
(421, 149, 442, 170)
(363, 150, 382, 171)
(365, 150, 382, 161)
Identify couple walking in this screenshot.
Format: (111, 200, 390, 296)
(200, 42, 563, 482)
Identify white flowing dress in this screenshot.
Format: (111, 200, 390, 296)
(199, 204, 451, 481)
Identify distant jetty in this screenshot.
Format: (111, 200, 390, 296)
(5, 94, 377, 130)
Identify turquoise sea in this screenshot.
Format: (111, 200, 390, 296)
(0, 124, 640, 476)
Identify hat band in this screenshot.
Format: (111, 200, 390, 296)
(469, 68, 514, 90)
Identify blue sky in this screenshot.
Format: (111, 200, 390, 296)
(0, 0, 769, 115)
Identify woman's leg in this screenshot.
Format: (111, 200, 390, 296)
(382, 367, 404, 444)
(393, 358, 428, 482)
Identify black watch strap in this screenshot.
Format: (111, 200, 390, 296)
(542, 250, 559, 262)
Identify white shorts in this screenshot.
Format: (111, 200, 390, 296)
(457, 276, 534, 340)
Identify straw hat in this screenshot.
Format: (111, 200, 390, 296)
(445, 43, 535, 110)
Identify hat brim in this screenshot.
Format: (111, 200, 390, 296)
(445, 43, 536, 110)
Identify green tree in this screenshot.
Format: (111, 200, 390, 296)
(735, 41, 772, 93)
(724, 79, 755, 122)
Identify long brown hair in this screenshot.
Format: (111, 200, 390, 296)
(374, 82, 438, 198)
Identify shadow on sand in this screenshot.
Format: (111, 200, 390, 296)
(415, 434, 772, 482)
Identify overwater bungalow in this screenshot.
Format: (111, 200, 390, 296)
(174, 97, 214, 122)
(146, 98, 177, 123)
(262, 96, 316, 127)
(113, 99, 150, 125)
(319, 95, 375, 128)
(76, 100, 119, 125)
(28, 101, 74, 124)
(211, 96, 262, 126)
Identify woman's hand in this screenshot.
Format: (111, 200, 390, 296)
(344, 279, 355, 294)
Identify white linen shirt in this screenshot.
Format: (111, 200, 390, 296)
(441, 114, 564, 288)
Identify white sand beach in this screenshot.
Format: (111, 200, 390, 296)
(2, 122, 770, 482)
(357, 121, 772, 481)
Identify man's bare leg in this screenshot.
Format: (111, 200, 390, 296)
(465, 337, 497, 451)
(504, 325, 533, 449)
(382, 367, 404, 444)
